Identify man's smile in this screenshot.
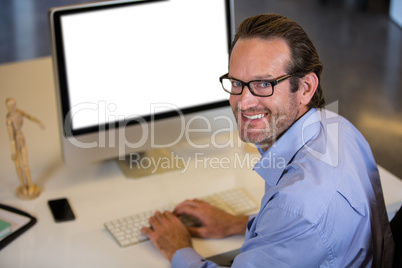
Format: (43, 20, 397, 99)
(242, 113, 268, 120)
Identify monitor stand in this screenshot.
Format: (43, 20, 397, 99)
(116, 148, 184, 178)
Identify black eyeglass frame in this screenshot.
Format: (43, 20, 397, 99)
(219, 73, 294, 97)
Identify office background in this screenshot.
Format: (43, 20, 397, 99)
(1, 0, 401, 180)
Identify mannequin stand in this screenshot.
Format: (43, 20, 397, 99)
(16, 184, 40, 199)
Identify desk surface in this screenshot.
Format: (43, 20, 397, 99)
(1, 58, 401, 267)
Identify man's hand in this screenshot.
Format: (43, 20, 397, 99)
(174, 199, 249, 238)
(141, 211, 192, 262)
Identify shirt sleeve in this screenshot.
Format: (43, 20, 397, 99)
(172, 247, 228, 268)
(232, 206, 330, 267)
(171, 214, 257, 268)
(171, 210, 328, 268)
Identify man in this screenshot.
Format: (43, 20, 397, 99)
(142, 14, 394, 267)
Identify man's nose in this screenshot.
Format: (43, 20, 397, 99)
(240, 85, 259, 110)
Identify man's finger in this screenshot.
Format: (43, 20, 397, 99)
(187, 226, 206, 238)
(141, 226, 153, 238)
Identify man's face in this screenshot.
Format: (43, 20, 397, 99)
(229, 38, 306, 149)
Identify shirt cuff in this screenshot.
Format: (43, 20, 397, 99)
(172, 247, 205, 268)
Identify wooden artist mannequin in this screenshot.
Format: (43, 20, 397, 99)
(6, 97, 44, 199)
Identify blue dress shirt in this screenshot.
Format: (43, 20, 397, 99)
(172, 108, 394, 268)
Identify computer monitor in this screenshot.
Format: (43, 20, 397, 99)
(49, 0, 236, 175)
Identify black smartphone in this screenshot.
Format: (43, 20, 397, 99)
(48, 198, 75, 222)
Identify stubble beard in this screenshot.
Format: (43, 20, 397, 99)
(233, 97, 299, 149)
(236, 111, 288, 147)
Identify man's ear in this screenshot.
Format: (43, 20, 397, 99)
(298, 72, 318, 106)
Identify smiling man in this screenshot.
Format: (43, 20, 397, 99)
(227, 38, 311, 150)
(141, 14, 394, 267)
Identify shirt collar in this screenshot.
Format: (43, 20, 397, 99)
(253, 108, 321, 186)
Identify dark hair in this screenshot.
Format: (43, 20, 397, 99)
(231, 14, 325, 108)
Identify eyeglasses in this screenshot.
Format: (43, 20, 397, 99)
(219, 73, 294, 97)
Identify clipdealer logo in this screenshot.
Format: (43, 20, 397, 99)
(64, 100, 341, 169)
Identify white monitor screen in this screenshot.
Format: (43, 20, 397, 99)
(51, 0, 232, 135)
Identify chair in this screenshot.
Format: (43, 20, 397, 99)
(390, 205, 402, 268)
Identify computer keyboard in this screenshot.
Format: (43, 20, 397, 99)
(104, 188, 258, 247)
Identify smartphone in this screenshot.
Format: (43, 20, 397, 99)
(48, 198, 75, 222)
